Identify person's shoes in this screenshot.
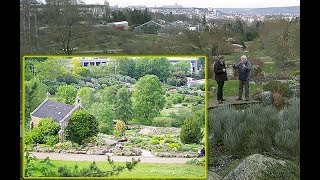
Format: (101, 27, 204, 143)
(218, 100, 223, 104)
(236, 98, 242, 101)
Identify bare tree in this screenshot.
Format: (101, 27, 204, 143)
(45, 0, 91, 54)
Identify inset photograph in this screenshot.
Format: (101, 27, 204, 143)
(22, 56, 207, 179)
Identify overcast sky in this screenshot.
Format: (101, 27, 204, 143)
(80, 0, 300, 8)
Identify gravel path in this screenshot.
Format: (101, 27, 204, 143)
(31, 152, 192, 164)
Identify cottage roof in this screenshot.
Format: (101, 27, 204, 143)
(30, 99, 75, 123)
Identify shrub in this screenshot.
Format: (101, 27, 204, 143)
(273, 92, 283, 107)
(65, 110, 99, 145)
(169, 143, 180, 149)
(149, 139, 160, 145)
(263, 80, 292, 97)
(197, 83, 205, 91)
(152, 117, 173, 127)
(54, 141, 76, 150)
(99, 123, 113, 135)
(114, 120, 126, 137)
(28, 118, 60, 145)
(186, 158, 205, 166)
(180, 116, 202, 144)
(44, 136, 59, 146)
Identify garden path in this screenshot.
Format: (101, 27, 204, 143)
(208, 96, 261, 109)
(31, 152, 192, 164)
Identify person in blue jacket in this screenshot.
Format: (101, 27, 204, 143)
(233, 55, 252, 101)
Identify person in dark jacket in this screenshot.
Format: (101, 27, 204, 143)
(214, 56, 228, 104)
(233, 55, 252, 101)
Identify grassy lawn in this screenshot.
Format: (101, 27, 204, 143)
(208, 79, 263, 98)
(28, 159, 206, 178)
(262, 62, 275, 74)
(160, 104, 192, 116)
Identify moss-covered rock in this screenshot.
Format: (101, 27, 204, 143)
(222, 154, 299, 180)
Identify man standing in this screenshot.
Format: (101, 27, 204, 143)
(214, 56, 227, 104)
(233, 55, 252, 101)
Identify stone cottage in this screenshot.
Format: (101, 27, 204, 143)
(30, 93, 82, 142)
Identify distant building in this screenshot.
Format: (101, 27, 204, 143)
(163, 3, 183, 9)
(133, 20, 164, 34)
(107, 21, 129, 30)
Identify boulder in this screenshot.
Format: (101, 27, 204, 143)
(222, 154, 286, 180)
(208, 171, 221, 180)
(258, 91, 273, 105)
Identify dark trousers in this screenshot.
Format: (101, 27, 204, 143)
(238, 80, 249, 100)
(216, 81, 225, 100)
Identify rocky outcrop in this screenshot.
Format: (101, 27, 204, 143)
(208, 171, 222, 180)
(222, 154, 286, 180)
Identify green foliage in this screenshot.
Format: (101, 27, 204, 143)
(135, 58, 172, 82)
(263, 80, 292, 97)
(25, 78, 47, 127)
(197, 83, 205, 91)
(54, 141, 78, 150)
(24, 153, 140, 177)
(44, 136, 59, 146)
(115, 120, 126, 137)
(169, 143, 180, 149)
(115, 87, 133, 123)
(99, 85, 118, 105)
(132, 75, 165, 125)
(152, 117, 174, 127)
(56, 84, 76, 104)
(65, 110, 99, 145)
(180, 116, 202, 144)
(169, 109, 192, 127)
(172, 61, 191, 75)
(167, 71, 187, 87)
(34, 58, 66, 83)
(57, 73, 79, 85)
(208, 99, 300, 160)
(27, 118, 60, 145)
(88, 102, 114, 131)
(76, 87, 95, 109)
(116, 58, 137, 78)
(149, 139, 160, 145)
(186, 158, 205, 166)
(99, 122, 114, 135)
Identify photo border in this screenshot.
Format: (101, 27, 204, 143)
(21, 54, 209, 180)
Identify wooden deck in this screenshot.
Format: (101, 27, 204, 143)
(208, 97, 261, 109)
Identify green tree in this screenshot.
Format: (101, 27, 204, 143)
(88, 102, 114, 135)
(115, 120, 126, 137)
(25, 78, 47, 127)
(132, 75, 165, 125)
(172, 61, 191, 75)
(114, 87, 133, 123)
(34, 58, 66, 83)
(135, 58, 172, 82)
(180, 116, 202, 144)
(99, 85, 118, 105)
(56, 84, 76, 104)
(76, 87, 95, 109)
(116, 58, 136, 78)
(26, 118, 60, 145)
(65, 110, 99, 144)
